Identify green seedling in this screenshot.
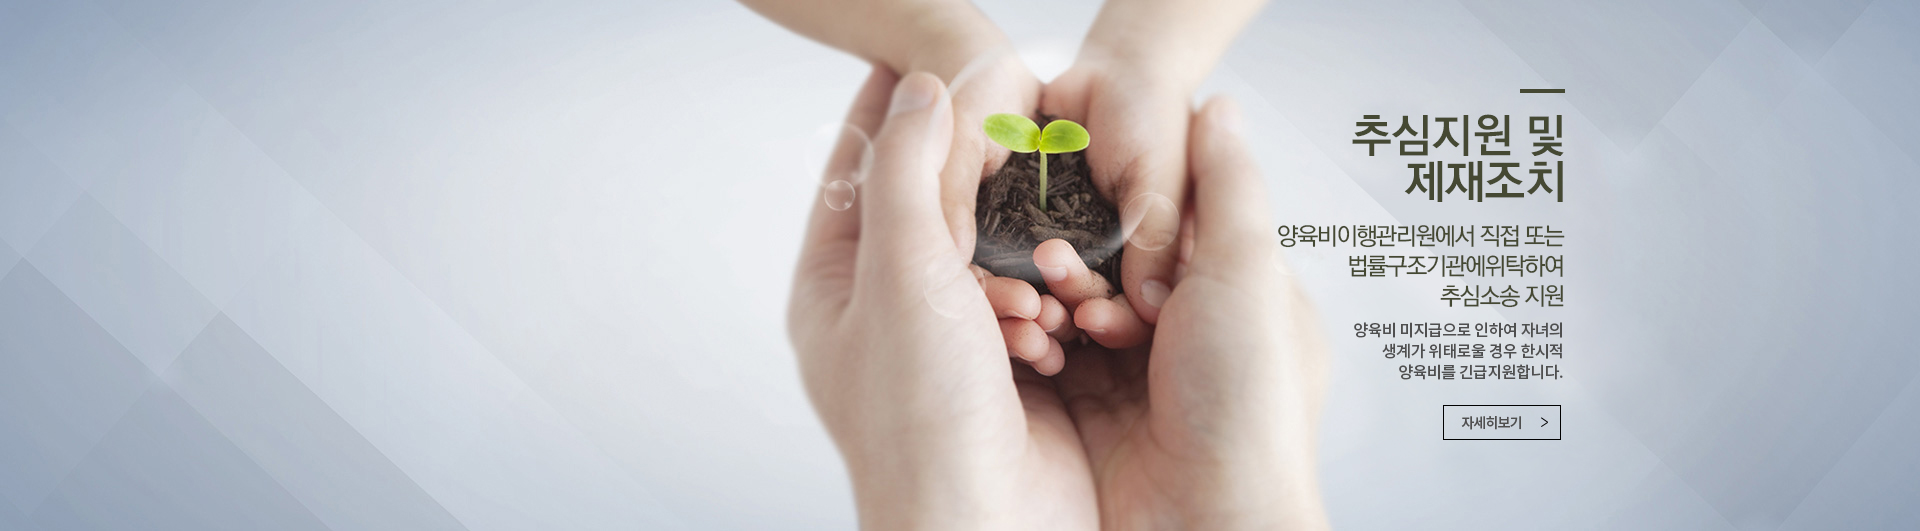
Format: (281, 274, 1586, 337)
(984, 114, 1089, 211)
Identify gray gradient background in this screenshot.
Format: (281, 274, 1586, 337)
(2, 0, 1917, 529)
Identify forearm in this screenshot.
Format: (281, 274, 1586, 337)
(1079, 0, 1267, 93)
(739, 0, 1009, 79)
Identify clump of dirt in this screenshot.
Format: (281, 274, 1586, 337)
(972, 131, 1124, 294)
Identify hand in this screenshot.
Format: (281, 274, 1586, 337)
(1038, 61, 1191, 330)
(789, 69, 1097, 530)
(937, 49, 1043, 259)
(739, 0, 1041, 254)
(1001, 97, 1332, 529)
(1031, 0, 1267, 328)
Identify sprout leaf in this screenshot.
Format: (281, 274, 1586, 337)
(1038, 119, 1089, 154)
(984, 113, 1041, 153)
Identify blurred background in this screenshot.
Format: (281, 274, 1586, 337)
(2, 0, 1916, 529)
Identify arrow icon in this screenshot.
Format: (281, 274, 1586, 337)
(1541, 417, 1550, 428)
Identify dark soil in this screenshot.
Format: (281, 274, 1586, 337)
(972, 128, 1124, 294)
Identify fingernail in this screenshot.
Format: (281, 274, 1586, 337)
(888, 73, 938, 117)
(1140, 279, 1170, 308)
(1037, 264, 1067, 283)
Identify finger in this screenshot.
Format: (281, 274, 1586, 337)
(939, 107, 987, 256)
(1113, 152, 1185, 327)
(1000, 318, 1051, 363)
(859, 71, 956, 260)
(1075, 296, 1152, 349)
(983, 276, 1041, 320)
(1097, 104, 1188, 326)
(1037, 67, 1091, 121)
(794, 66, 898, 333)
(1186, 96, 1274, 271)
(1033, 238, 1112, 309)
(1179, 208, 1197, 263)
(1175, 210, 1196, 284)
(1036, 294, 1077, 341)
(1032, 337, 1067, 376)
(801, 64, 896, 254)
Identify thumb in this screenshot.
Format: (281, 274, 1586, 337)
(860, 72, 956, 260)
(1187, 96, 1276, 276)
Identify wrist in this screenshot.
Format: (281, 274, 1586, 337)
(1077, 0, 1266, 95)
(844, 446, 1004, 530)
(1076, 39, 1206, 97)
(1210, 461, 1330, 530)
(1159, 395, 1329, 529)
(872, 1, 1009, 82)
(1167, 449, 1326, 530)
(850, 477, 1000, 530)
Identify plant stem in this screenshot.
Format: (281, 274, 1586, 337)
(1037, 151, 1049, 211)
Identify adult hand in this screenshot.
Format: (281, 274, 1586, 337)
(789, 68, 1096, 530)
(1018, 97, 1333, 529)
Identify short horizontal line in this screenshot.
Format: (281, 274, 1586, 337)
(1520, 88, 1565, 93)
